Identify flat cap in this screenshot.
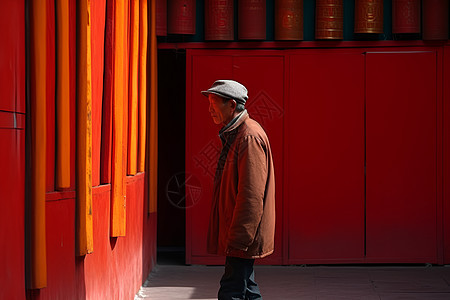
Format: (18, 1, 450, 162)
(201, 80, 248, 105)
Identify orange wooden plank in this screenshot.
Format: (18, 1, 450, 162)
(149, 0, 158, 213)
(76, 0, 93, 255)
(138, 0, 148, 173)
(123, 0, 130, 183)
(111, 0, 126, 237)
(46, 0, 55, 192)
(55, 0, 71, 189)
(30, 0, 48, 288)
(128, 0, 139, 175)
(69, 0, 77, 190)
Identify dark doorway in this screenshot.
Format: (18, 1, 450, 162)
(157, 49, 187, 265)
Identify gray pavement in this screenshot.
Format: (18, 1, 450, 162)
(135, 264, 450, 300)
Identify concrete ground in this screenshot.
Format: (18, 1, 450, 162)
(135, 264, 450, 300)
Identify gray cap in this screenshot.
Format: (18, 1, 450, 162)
(201, 80, 248, 105)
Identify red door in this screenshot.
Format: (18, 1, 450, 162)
(186, 50, 284, 264)
(233, 55, 284, 265)
(186, 53, 233, 265)
(287, 51, 365, 263)
(186, 48, 442, 265)
(365, 51, 438, 263)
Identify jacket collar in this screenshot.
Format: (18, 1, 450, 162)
(219, 109, 248, 136)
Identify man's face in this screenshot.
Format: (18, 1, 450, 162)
(208, 94, 234, 125)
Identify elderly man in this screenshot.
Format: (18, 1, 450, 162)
(201, 80, 276, 300)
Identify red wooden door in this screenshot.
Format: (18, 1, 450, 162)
(287, 51, 365, 263)
(365, 51, 438, 263)
(186, 50, 284, 264)
(186, 48, 442, 265)
(233, 55, 284, 265)
(186, 53, 233, 264)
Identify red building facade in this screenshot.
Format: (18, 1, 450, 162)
(1, 1, 157, 299)
(184, 44, 449, 265)
(1, 0, 450, 299)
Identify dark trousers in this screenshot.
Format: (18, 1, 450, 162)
(218, 256, 262, 300)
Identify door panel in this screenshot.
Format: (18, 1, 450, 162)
(287, 52, 365, 262)
(186, 52, 284, 264)
(187, 54, 233, 262)
(233, 56, 284, 264)
(366, 51, 437, 262)
(186, 48, 441, 265)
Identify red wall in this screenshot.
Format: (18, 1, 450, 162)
(365, 51, 438, 263)
(28, 175, 156, 300)
(186, 45, 449, 265)
(0, 123, 26, 300)
(0, 0, 26, 299)
(0, 1, 157, 298)
(84, 175, 156, 300)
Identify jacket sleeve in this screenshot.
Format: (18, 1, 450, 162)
(227, 135, 267, 251)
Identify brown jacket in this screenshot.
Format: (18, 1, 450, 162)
(207, 110, 275, 259)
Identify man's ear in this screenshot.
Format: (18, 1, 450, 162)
(229, 99, 237, 110)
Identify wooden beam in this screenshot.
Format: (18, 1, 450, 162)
(76, 0, 93, 255)
(30, 0, 47, 288)
(111, 0, 126, 236)
(55, 0, 71, 189)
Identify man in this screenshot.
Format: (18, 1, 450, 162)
(201, 80, 276, 300)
